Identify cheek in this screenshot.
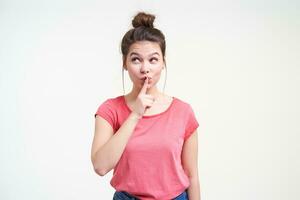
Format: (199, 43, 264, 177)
(127, 68, 140, 81)
(153, 67, 163, 78)
(150, 68, 163, 83)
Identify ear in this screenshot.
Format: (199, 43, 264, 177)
(122, 57, 127, 70)
(163, 59, 166, 69)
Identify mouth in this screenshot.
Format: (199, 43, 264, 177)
(140, 76, 152, 81)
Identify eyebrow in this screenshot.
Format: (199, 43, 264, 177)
(129, 52, 160, 57)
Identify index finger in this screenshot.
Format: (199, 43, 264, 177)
(139, 77, 149, 95)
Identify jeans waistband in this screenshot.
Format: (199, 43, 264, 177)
(113, 189, 188, 200)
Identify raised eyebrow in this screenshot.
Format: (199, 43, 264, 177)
(129, 52, 159, 57)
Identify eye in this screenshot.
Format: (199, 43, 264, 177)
(131, 57, 140, 62)
(150, 58, 158, 62)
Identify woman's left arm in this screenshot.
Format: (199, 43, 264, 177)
(181, 129, 201, 200)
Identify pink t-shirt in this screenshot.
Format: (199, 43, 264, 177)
(94, 95, 199, 200)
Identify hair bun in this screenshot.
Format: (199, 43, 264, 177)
(132, 12, 155, 28)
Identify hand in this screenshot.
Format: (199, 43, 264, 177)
(131, 77, 155, 117)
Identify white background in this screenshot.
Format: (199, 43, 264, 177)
(0, 0, 299, 199)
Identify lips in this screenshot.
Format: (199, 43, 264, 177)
(140, 76, 152, 81)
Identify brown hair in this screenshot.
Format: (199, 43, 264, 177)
(121, 11, 167, 94)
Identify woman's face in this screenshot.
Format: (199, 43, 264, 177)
(124, 41, 165, 90)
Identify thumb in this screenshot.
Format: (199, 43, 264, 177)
(139, 77, 149, 95)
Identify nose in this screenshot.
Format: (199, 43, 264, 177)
(140, 64, 150, 74)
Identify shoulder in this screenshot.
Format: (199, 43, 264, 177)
(172, 96, 198, 121)
(173, 96, 193, 110)
(99, 95, 124, 107)
(94, 95, 125, 118)
(94, 95, 124, 116)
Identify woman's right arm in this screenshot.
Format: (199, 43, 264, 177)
(91, 77, 153, 176)
(91, 112, 141, 176)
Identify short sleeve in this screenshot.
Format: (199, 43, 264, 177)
(94, 99, 117, 133)
(184, 104, 199, 140)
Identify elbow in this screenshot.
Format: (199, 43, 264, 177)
(94, 167, 107, 176)
(92, 157, 108, 176)
(91, 154, 113, 176)
(94, 165, 114, 176)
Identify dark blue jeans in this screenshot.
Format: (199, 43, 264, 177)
(113, 189, 189, 200)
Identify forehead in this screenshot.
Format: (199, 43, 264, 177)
(128, 41, 161, 56)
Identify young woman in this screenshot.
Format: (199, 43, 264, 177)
(91, 11, 201, 200)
